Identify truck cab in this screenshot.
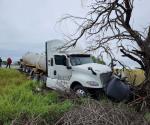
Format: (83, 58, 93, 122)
(46, 40, 112, 96)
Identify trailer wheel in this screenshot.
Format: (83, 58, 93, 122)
(39, 75, 46, 88)
(33, 73, 40, 81)
(73, 85, 88, 97)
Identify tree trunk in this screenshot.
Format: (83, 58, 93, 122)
(142, 41, 150, 87)
(137, 41, 150, 110)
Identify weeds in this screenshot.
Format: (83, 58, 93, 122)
(0, 69, 73, 124)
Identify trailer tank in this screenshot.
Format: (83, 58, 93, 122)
(22, 52, 46, 72)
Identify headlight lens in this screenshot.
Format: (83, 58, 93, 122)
(86, 81, 99, 86)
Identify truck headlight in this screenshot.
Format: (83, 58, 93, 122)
(86, 81, 99, 86)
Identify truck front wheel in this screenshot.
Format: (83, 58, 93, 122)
(73, 85, 88, 97)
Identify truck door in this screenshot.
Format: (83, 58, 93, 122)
(48, 57, 55, 78)
(54, 55, 72, 89)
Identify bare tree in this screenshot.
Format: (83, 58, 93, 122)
(62, 0, 150, 108)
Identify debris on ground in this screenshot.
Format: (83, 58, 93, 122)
(55, 99, 148, 125)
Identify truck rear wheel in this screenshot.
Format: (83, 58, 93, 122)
(73, 85, 88, 97)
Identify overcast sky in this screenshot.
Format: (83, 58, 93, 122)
(0, 0, 150, 67)
(0, 0, 87, 61)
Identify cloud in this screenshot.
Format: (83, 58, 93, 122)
(0, 0, 150, 68)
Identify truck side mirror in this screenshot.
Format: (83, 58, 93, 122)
(88, 67, 97, 75)
(88, 67, 92, 70)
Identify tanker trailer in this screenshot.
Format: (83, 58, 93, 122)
(22, 52, 46, 74)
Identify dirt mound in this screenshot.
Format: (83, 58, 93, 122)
(55, 99, 148, 125)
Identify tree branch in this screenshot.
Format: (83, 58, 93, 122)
(120, 48, 145, 70)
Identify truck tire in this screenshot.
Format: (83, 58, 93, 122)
(73, 85, 88, 97)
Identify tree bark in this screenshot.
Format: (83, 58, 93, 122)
(137, 40, 150, 110)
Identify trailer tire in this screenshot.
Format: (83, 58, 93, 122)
(33, 73, 40, 81)
(73, 85, 88, 97)
(39, 75, 46, 88)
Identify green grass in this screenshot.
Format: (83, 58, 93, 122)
(0, 69, 27, 93)
(0, 68, 73, 125)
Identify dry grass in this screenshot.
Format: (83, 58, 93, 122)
(114, 69, 145, 85)
(124, 69, 145, 85)
(56, 99, 148, 125)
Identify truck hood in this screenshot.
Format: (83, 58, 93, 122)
(73, 63, 111, 74)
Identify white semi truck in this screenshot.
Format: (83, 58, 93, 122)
(21, 39, 120, 97)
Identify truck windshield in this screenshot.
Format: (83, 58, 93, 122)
(69, 55, 93, 66)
